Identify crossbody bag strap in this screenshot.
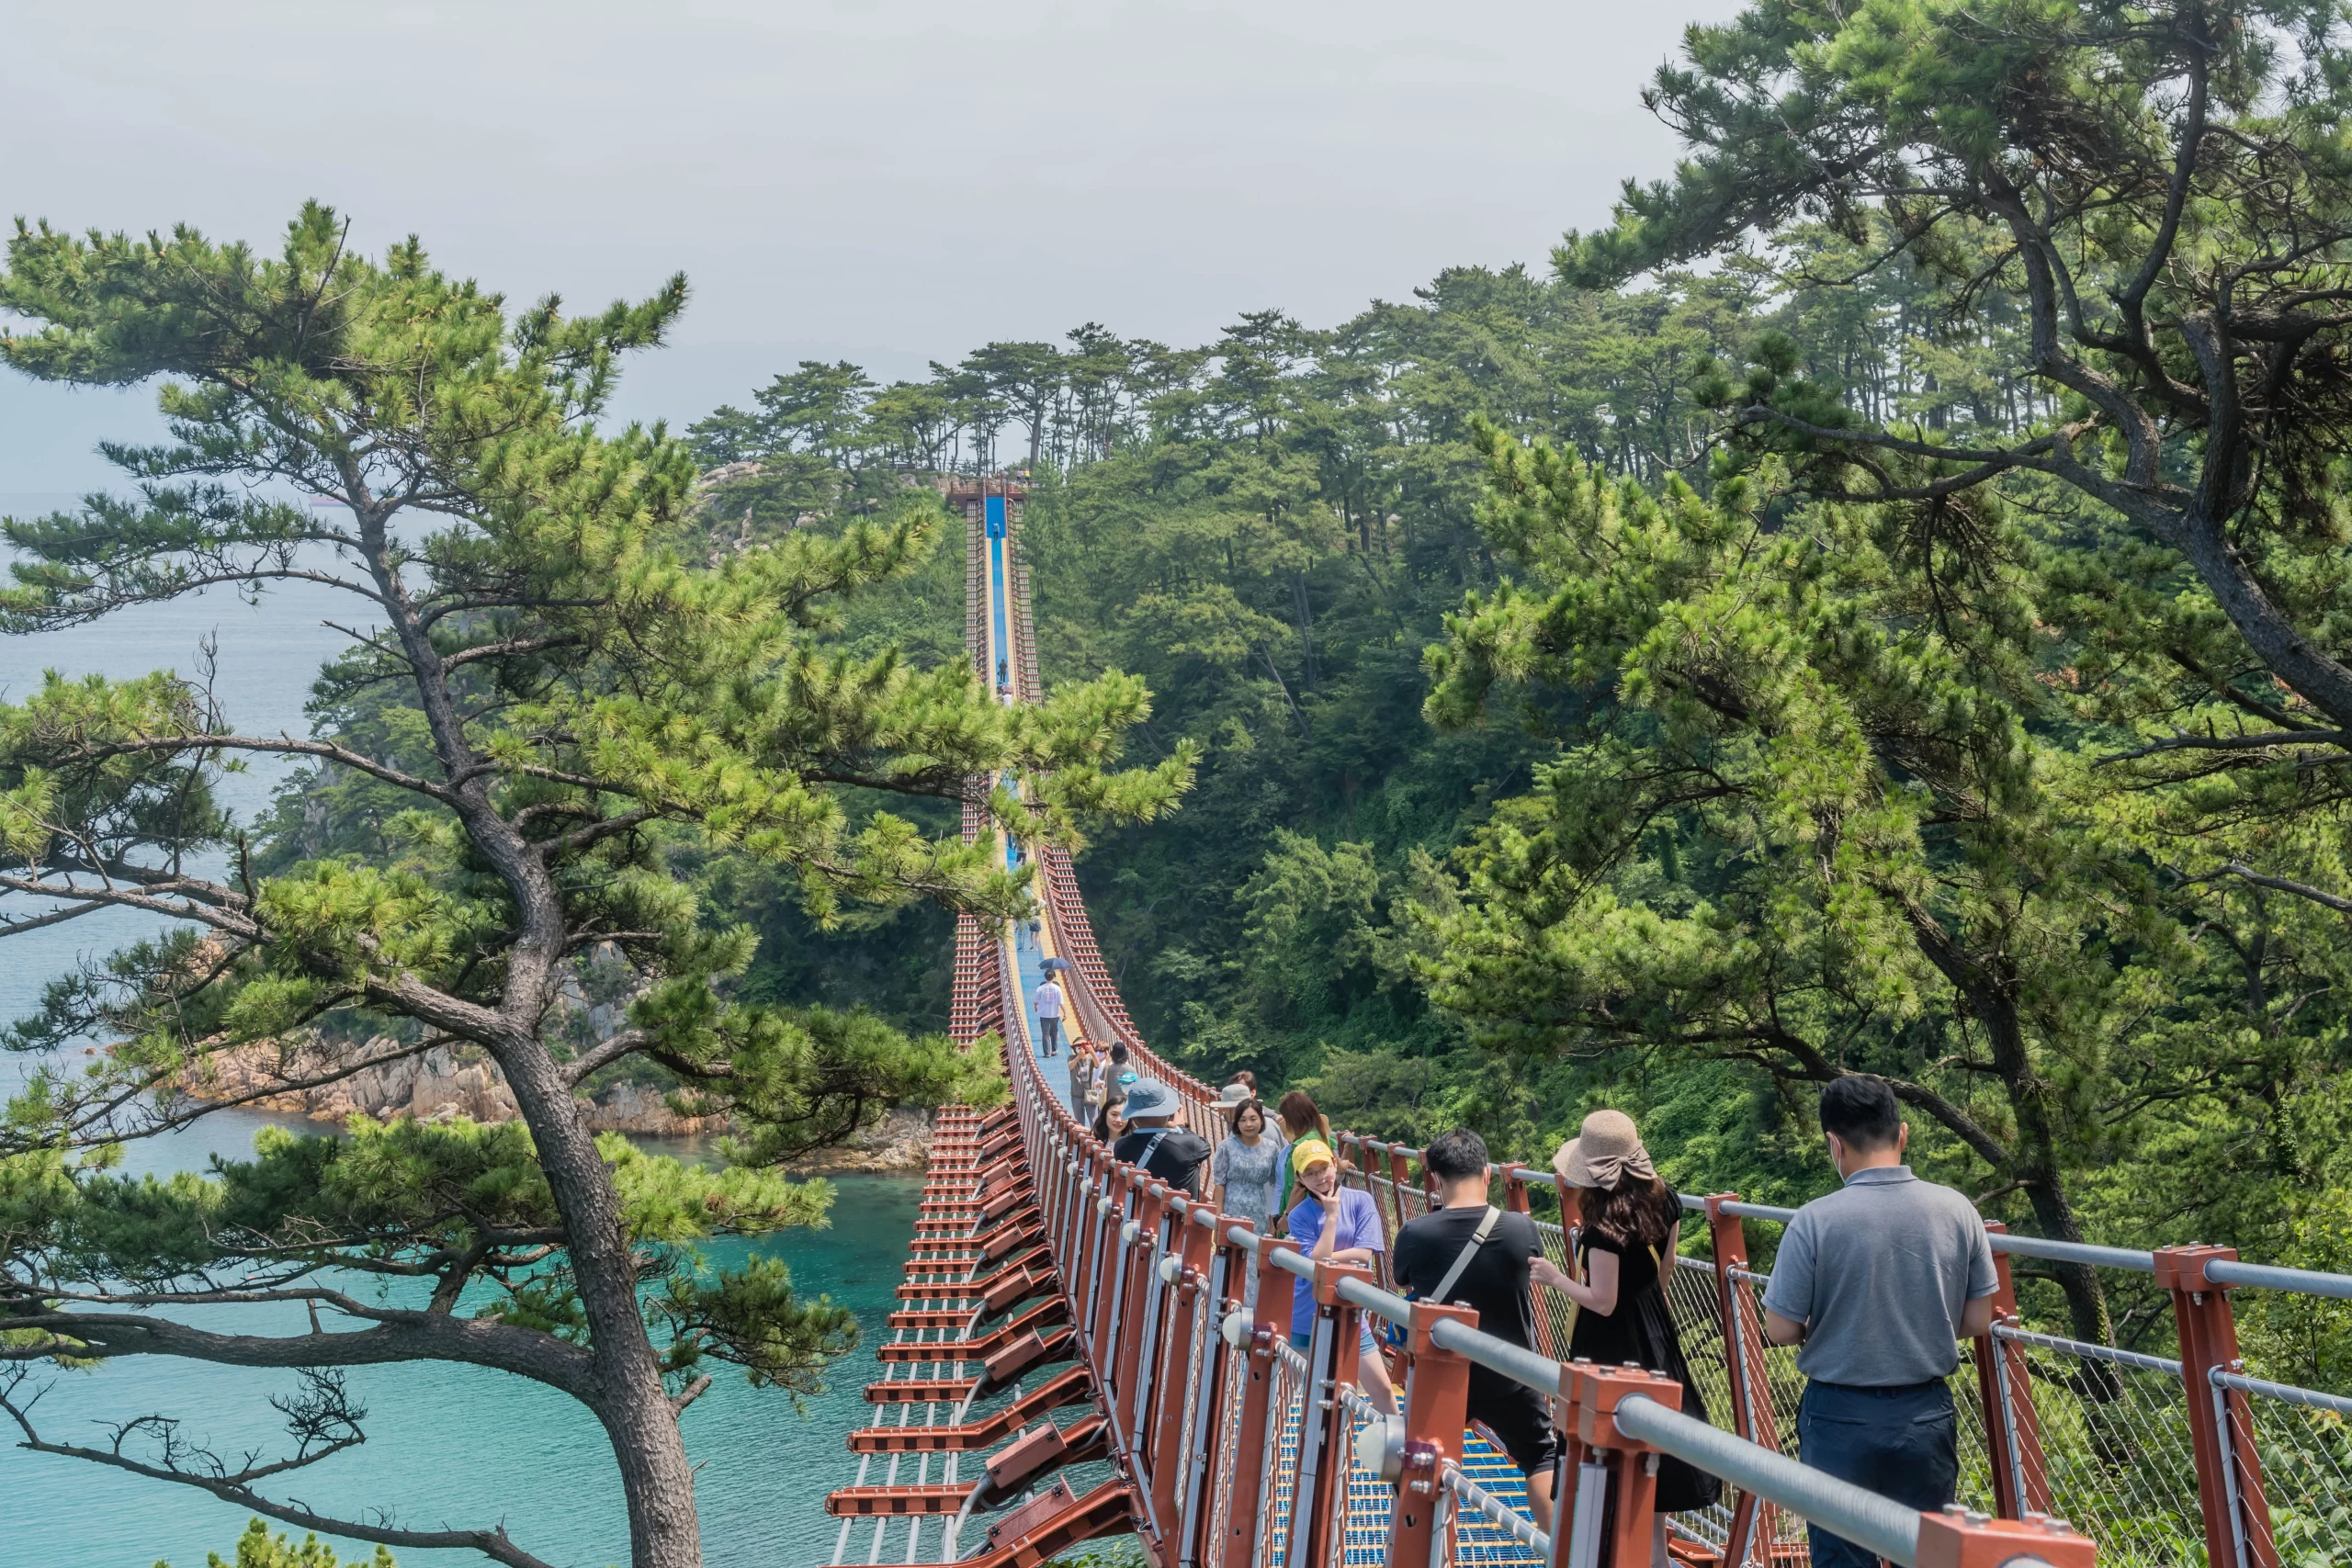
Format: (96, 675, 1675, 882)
(1428, 1205, 1503, 1304)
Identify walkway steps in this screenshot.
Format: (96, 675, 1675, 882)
(825, 1483, 974, 1517)
(876, 1302, 1065, 1362)
(845, 1365, 1093, 1453)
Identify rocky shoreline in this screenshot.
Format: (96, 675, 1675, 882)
(172, 1037, 936, 1171)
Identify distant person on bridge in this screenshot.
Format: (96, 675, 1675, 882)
(1761, 1075, 1997, 1568)
(1393, 1129, 1561, 1535)
(1285, 1139, 1397, 1414)
(1068, 1041, 1096, 1110)
(1112, 1078, 1211, 1196)
(1033, 973, 1066, 1056)
(1548, 1110, 1720, 1561)
(1212, 1097, 1284, 1229)
(1091, 1072, 1131, 1145)
(1083, 1043, 1126, 1114)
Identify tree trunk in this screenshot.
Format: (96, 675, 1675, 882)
(1901, 903, 2110, 1345)
(499, 1030, 704, 1568)
(1951, 960, 2111, 1346)
(357, 507, 706, 1568)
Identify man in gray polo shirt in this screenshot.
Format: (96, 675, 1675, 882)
(1762, 1075, 1996, 1568)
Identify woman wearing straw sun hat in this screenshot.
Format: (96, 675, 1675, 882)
(1544, 1109, 1719, 1562)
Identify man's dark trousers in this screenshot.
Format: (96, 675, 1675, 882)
(1796, 1380, 1958, 1568)
(1038, 1017, 1060, 1055)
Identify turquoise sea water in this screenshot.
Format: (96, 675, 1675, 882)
(0, 495, 923, 1568)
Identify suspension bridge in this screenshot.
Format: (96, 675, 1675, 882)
(820, 479, 2352, 1568)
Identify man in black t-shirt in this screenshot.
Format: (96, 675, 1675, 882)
(1393, 1128, 1560, 1533)
(1112, 1078, 1213, 1196)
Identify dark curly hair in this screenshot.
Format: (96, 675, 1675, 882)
(1585, 1171, 1678, 1252)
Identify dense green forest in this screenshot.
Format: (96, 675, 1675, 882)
(680, 240, 2351, 1367)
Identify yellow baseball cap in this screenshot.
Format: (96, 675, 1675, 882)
(1290, 1138, 1335, 1176)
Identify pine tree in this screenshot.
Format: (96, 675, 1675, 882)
(0, 205, 1192, 1568)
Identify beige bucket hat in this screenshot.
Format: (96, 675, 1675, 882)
(1553, 1108, 1657, 1190)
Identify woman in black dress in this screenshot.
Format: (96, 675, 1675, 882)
(1544, 1109, 1720, 1562)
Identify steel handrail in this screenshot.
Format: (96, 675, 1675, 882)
(1426, 1314, 1564, 1394)
(2204, 1256, 2352, 1300)
(2211, 1366, 2352, 1417)
(1334, 1274, 1412, 1327)
(1991, 1323, 2182, 1376)
(1611, 1393, 1928, 1565)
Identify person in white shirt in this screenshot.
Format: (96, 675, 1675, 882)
(1033, 976, 1066, 1056)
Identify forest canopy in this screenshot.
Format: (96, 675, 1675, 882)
(673, 0, 2352, 1371)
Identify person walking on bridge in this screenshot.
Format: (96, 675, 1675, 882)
(1761, 1075, 1996, 1568)
(1549, 1110, 1719, 1562)
(1033, 972, 1066, 1056)
(1112, 1078, 1211, 1196)
(1212, 1094, 1284, 1230)
(1394, 1129, 1560, 1534)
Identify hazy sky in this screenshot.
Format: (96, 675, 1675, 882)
(3, 0, 1734, 492)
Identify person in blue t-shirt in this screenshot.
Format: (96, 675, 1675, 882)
(1283, 1139, 1396, 1413)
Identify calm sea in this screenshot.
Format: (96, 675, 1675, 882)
(0, 495, 919, 1568)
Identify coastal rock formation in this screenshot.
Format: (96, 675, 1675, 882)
(782, 1106, 934, 1174)
(172, 1037, 939, 1162)
(176, 1037, 732, 1136)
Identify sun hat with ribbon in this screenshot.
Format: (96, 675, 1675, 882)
(1554, 1109, 1657, 1190)
(1290, 1137, 1336, 1176)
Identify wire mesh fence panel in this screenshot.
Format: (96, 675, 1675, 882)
(2222, 1373, 2352, 1568)
(1728, 1268, 1815, 1553)
(1664, 1255, 1741, 1438)
(1996, 1331, 2205, 1568)
(1660, 1256, 1755, 1554)
(1392, 1170, 1435, 1228)
(1202, 1333, 1252, 1568)
(1344, 1168, 1402, 1263)
(1531, 1216, 1578, 1364)
(1336, 1383, 1396, 1568)
(1948, 1353, 2002, 1516)
(1442, 1445, 1548, 1568)
(1257, 1342, 1308, 1568)
(1171, 1285, 1216, 1518)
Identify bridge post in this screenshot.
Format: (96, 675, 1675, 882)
(1175, 1211, 1245, 1568)
(1351, 1134, 1397, 1252)
(1702, 1193, 1783, 1568)
(1971, 1222, 2053, 1520)
(1114, 1179, 1169, 1459)
(1385, 1298, 1479, 1568)
(1559, 1362, 1680, 1568)
(1289, 1259, 1380, 1568)
(1090, 1164, 1132, 1368)
(1131, 1188, 1181, 1524)
(1217, 1238, 1300, 1568)
(2156, 1244, 2275, 1568)
(1387, 1145, 1421, 1227)
(1152, 1201, 1221, 1551)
